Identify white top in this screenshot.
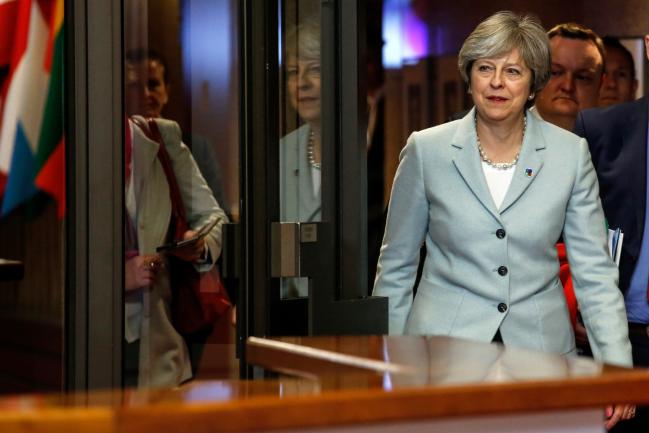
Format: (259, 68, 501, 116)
(311, 165, 321, 197)
(481, 161, 516, 210)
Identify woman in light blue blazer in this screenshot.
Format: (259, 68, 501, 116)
(280, 19, 322, 298)
(373, 11, 634, 426)
(280, 19, 322, 224)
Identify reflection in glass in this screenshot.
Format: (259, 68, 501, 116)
(381, 336, 590, 389)
(280, 18, 322, 223)
(279, 4, 321, 299)
(123, 0, 239, 388)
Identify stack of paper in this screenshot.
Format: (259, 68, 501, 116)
(607, 228, 623, 267)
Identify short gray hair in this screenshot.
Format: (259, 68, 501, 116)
(458, 11, 551, 96)
(285, 18, 320, 61)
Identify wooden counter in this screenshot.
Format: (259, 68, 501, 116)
(0, 379, 321, 433)
(1, 336, 649, 433)
(246, 335, 649, 432)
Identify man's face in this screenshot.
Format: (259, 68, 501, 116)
(535, 36, 603, 128)
(598, 47, 637, 107)
(125, 59, 169, 118)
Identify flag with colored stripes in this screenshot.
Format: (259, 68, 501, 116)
(0, 0, 65, 218)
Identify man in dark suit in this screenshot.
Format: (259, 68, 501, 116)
(573, 34, 649, 432)
(598, 36, 638, 107)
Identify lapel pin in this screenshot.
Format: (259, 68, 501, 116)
(525, 168, 533, 177)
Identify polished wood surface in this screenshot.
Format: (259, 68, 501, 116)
(0, 259, 24, 282)
(2, 336, 649, 433)
(247, 335, 632, 383)
(246, 335, 649, 414)
(0, 379, 321, 433)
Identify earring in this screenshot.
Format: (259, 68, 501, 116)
(528, 94, 535, 100)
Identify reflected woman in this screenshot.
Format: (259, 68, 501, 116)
(280, 19, 322, 223)
(372, 11, 633, 428)
(280, 19, 321, 298)
(124, 59, 228, 387)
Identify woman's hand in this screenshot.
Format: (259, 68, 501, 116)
(230, 305, 237, 327)
(125, 254, 162, 291)
(605, 404, 635, 430)
(168, 230, 207, 262)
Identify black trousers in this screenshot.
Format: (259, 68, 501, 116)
(184, 324, 214, 376)
(123, 339, 140, 388)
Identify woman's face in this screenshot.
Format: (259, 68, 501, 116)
(125, 59, 169, 118)
(470, 49, 532, 123)
(286, 55, 321, 124)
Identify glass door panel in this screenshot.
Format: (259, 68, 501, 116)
(278, 1, 322, 299)
(259, 0, 387, 338)
(122, 0, 240, 388)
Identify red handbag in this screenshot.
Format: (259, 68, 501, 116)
(131, 117, 231, 334)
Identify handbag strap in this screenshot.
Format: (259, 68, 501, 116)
(130, 117, 189, 237)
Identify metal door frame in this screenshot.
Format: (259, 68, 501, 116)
(66, 0, 124, 390)
(240, 0, 387, 376)
(65, 0, 387, 387)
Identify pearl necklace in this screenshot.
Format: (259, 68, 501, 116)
(307, 131, 321, 169)
(476, 115, 526, 170)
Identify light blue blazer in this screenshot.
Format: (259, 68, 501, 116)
(280, 124, 321, 222)
(373, 108, 632, 367)
(279, 124, 322, 298)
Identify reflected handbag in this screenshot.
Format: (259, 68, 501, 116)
(132, 117, 231, 334)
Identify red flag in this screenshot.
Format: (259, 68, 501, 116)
(34, 136, 64, 218)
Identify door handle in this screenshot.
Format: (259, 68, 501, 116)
(270, 222, 319, 277)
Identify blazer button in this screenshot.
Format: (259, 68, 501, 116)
(498, 303, 508, 313)
(498, 266, 508, 276)
(496, 229, 506, 239)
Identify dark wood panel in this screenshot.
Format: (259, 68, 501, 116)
(0, 317, 62, 393)
(0, 259, 23, 282)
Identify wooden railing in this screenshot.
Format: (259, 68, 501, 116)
(1, 336, 649, 432)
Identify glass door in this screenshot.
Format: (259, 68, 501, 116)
(120, 0, 241, 387)
(70, 0, 387, 389)
(240, 0, 387, 375)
